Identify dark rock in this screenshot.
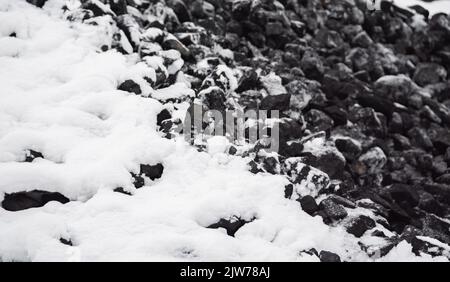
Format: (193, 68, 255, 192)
(231, 0, 252, 20)
(319, 198, 348, 222)
(319, 250, 341, 262)
(113, 187, 132, 196)
(140, 163, 164, 181)
(265, 22, 284, 36)
(260, 94, 291, 111)
(207, 216, 254, 237)
(328, 195, 357, 209)
(418, 191, 445, 216)
(300, 248, 319, 258)
(300, 150, 346, 180)
(391, 134, 412, 150)
(284, 159, 330, 193)
(351, 147, 387, 176)
(284, 184, 293, 199)
(423, 182, 450, 205)
(162, 38, 190, 58)
(356, 94, 395, 119)
(287, 79, 325, 111)
(228, 146, 237, 155)
(436, 173, 450, 184)
(109, 0, 127, 15)
(167, 0, 191, 22)
(199, 87, 226, 111)
(314, 28, 344, 49)
(157, 109, 172, 126)
(408, 127, 433, 150)
(384, 184, 420, 208)
(335, 138, 361, 161)
(236, 68, 259, 93)
(278, 118, 304, 141)
(421, 214, 450, 245)
(59, 237, 73, 246)
(424, 97, 450, 126)
(298, 195, 319, 215)
(346, 215, 376, 238)
(118, 79, 142, 95)
(2, 190, 70, 211)
(305, 109, 334, 132)
(374, 75, 420, 104)
(352, 31, 373, 48)
(323, 106, 348, 126)
(262, 156, 280, 174)
(421, 105, 442, 124)
(413, 63, 447, 87)
(388, 112, 403, 134)
(300, 50, 324, 81)
(350, 107, 387, 138)
(132, 172, 145, 189)
(25, 150, 44, 162)
(26, 0, 47, 8)
(279, 140, 304, 158)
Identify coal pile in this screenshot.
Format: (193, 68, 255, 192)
(26, 0, 450, 260)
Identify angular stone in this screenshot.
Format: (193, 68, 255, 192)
(346, 215, 376, 238)
(2, 190, 69, 211)
(319, 198, 348, 222)
(298, 195, 319, 215)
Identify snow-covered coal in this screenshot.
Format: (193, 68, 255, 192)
(1, 0, 450, 261)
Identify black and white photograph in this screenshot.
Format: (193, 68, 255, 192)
(1, 0, 450, 265)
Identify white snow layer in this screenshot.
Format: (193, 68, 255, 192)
(394, 0, 450, 15)
(0, 0, 447, 262)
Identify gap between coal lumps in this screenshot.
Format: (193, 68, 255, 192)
(19, 0, 450, 260)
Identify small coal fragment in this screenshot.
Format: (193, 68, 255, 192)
(25, 150, 44, 162)
(113, 187, 132, 196)
(346, 215, 376, 238)
(59, 238, 73, 246)
(157, 109, 172, 126)
(118, 80, 142, 95)
(319, 251, 341, 262)
(319, 198, 348, 223)
(207, 217, 254, 237)
(2, 190, 69, 211)
(298, 195, 319, 215)
(284, 184, 294, 199)
(139, 163, 164, 181)
(26, 0, 47, 8)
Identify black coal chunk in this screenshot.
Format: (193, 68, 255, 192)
(59, 238, 73, 246)
(207, 217, 254, 237)
(260, 94, 291, 111)
(319, 250, 341, 262)
(113, 187, 132, 196)
(284, 184, 293, 199)
(132, 172, 145, 189)
(25, 150, 44, 162)
(157, 109, 172, 126)
(2, 190, 70, 211)
(140, 163, 164, 181)
(346, 215, 376, 238)
(118, 80, 142, 95)
(298, 195, 319, 215)
(26, 0, 47, 8)
(319, 198, 348, 223)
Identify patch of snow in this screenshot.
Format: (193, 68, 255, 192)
(394, 0, 450, 15)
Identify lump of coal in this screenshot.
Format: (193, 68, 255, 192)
(2, 190, 69, 212)
(207, 216, 254, 237)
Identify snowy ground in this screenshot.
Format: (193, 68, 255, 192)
(0, 0, 448, 262)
